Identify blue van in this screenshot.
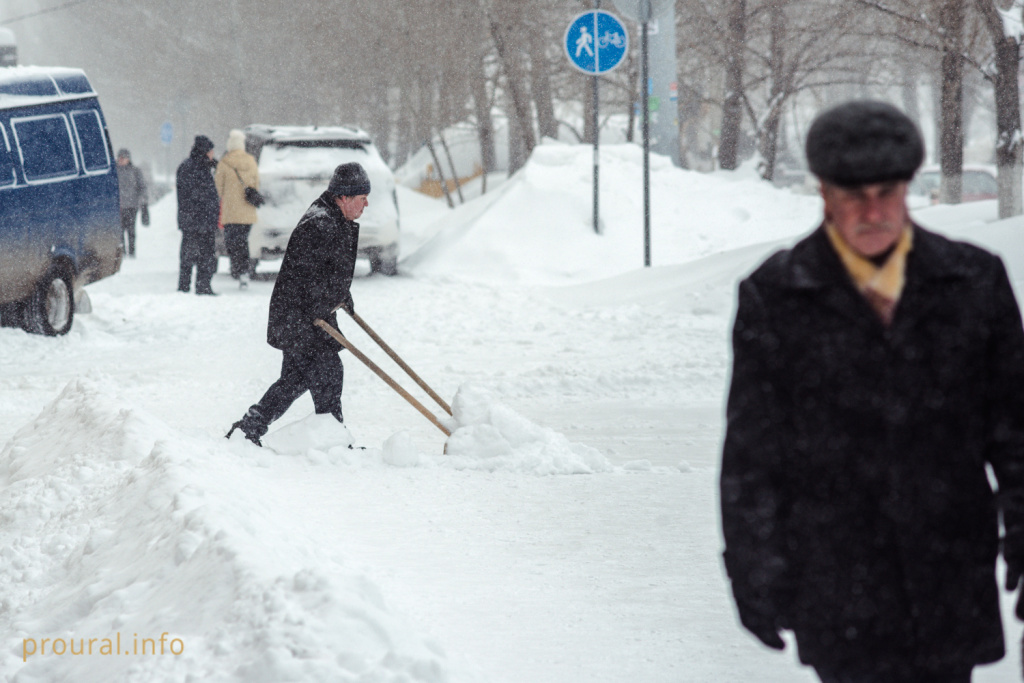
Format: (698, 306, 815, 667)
(0, 66, 121, 335)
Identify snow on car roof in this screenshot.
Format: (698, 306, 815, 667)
(244, 124, 372, 145)
(0, 66, 95, 108)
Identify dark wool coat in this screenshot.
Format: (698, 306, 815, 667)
(721, 224, 1024, 669)
(175, 149, 219, 233)
(267, 191, 358, 353)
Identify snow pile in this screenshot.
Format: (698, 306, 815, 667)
(0, 378, 460, 683)
(439, 384, 612, 475)
(261, 412, 355, 457)
(403, 140, 821, 285)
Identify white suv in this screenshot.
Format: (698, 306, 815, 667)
(243, 124, 400, 274)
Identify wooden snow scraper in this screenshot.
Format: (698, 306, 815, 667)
(314, 305, 453, 445)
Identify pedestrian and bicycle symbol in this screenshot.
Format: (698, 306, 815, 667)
(564, 10, 628, 74)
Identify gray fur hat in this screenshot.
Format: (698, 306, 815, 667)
(805, 100, 924, 187)
(327, 162, 371, 197)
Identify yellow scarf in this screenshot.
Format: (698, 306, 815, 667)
(825, 224, 913, 325)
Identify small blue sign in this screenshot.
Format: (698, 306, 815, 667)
(160, 121, 173, 146)
(564, 11, 628, 75)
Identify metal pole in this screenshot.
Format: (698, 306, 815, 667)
(642, 18, 651, 267)
(593, 1, 601, 234)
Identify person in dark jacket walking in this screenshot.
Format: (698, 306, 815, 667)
(720, 100, 1024, 683)
(176, 135, 220, 295)
(115, 148, 148, 258)
(226, 162, 369, 445)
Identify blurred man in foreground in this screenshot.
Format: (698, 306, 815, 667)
(721, 100, 1024, 682)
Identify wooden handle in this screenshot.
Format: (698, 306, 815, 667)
(349, 311, 453, 416)
(315, 319, 451, 437)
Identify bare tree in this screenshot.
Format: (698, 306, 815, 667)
(719, 0, 747, 170)
(974, 0, 1024, 217)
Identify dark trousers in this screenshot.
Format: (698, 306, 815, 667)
(244, 348, 344, 438)
(224, 223, 254, 278)
(120, 208, 138, 256)
(814, 661, 972, 683)
(178, 230, 217, 293)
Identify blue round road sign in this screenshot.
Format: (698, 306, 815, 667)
(564, 11, 628, 75)
(160, 121, 173, 146)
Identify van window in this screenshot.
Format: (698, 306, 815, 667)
(13, 114, 78, 181)
(0, 124, 14, 187)
(54, 73, 93, 95)
(71, 110, 109, 172)
(0, 75, 58, 97)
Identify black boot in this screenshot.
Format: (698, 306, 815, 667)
(226, 419, 264, 446)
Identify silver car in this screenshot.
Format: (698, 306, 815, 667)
(242, 124, 400, 275)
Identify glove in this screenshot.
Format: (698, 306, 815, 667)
(140, 205, 150, 226)
(734, 589, 785, 650)
(342, 296, 354, 316)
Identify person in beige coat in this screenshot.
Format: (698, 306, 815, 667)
(215, 129, 260, 287)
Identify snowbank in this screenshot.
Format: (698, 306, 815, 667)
(0, 378, 458, 682)
(403, 140, 821, 285)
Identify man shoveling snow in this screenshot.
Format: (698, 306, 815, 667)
(227, 162, 370, 446)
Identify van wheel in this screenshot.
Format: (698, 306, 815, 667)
(24, 267, 75, 336)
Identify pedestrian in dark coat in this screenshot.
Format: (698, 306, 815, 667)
(721, 100, 1024, 683)
(176, 135, 219, 295)
(227, 162, 369, 446)
(115, 148, 148, 257)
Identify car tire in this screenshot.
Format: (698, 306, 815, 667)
(23, 266, 75, 336)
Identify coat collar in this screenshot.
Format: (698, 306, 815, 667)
(786, 222, 970, 291)
(782, 222, 971, 332)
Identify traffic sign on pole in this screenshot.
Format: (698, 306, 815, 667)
(564, 10, 628, 75)
(160, 121, 173, 147)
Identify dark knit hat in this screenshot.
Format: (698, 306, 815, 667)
(327, 162, 371, 197)
(192, 135, 215, 155)
(116, 148, 130, 161)
(805, 100, 924, 187)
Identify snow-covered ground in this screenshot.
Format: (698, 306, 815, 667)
(1, 142, 1023, 681)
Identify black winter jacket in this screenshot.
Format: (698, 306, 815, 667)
(267, 192, 359, 353)
(721, 224, 1024, 669)
(176, 149, 219, 233)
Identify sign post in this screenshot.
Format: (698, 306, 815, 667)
(613, 0, 677, 267)
(160, 121, 173, 185)
(564, 8, 628, 236)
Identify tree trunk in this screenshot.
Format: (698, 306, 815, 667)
(529, 22, 558, 140)
(438, 129, 465, 204)
(975, 0, 1023, 218)
(471, 51, 497, 174)
(901, 59, 920, 127)
(758, 3, 786, 182)
(373, 84, 392, 165)
(426, 138, 455, 209)
(938, 0, 964, 204)
(718, 0, 746, 170)
(489, 15, 536, 174)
